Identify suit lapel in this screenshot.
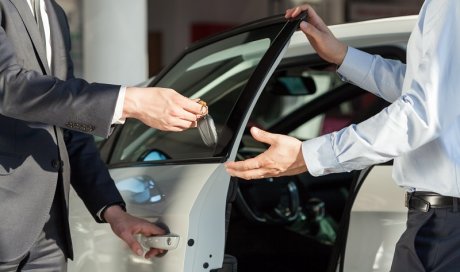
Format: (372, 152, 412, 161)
(9, 0, 51, 75)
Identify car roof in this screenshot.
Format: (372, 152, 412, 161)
(285, 15, 418, 58)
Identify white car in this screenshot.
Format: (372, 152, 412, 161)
(69, 14, 416, 272)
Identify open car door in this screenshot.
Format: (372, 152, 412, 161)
(69, 13, 306, 272)
(340, 164, 406, 272)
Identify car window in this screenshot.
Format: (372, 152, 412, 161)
(250, 65, 344, 130)
(289, 92, 388, 139)
(250, 62, 389, 139)
(109, 24, 285, 164)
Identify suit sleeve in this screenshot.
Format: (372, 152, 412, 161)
(65, 130, 125, 223)
(0, 26, 120, 138)
(50, 3, 126, 222)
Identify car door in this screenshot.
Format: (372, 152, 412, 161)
(68, 14, 306, 272)
(341, 164, 406, 272)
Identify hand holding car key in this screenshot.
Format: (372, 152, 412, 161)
(196, 99, 218, 147)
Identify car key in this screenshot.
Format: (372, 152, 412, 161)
(198, 113, 218, 147)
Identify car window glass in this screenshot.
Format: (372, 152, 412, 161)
(109, 24, 285, 164)
(289, 92, 388, 139)
(249, 64, 389, 139)
(250, 65, 344, 130)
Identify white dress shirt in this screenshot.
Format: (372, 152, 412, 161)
(26, 0, 125, 124)
(302, 0, 460, 197)
(26, 0, 52, 67)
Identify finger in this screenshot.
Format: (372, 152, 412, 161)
(226, 166, 268, 180)
(122, 233, 144, 257)
(175, 107, 199, 123)
(299, 21, 323, 42)
(285, 7, 297, 18)
(192, 98, 209, 116)
(137, 224, 166, 258)
(286, 7, 300, 18)
(163, 126, 184, 132)
(139, 223, 166, 236)
(290, 5, 309, 18)
(250, 127, 278, 146)
(226, 156, 262, 172)
(303, 7, 328, 32)
(180, 97, 205, 115)
(166, 119, 195, 131)
(190, 120, 198, 128)
(145, 248, 165, 259)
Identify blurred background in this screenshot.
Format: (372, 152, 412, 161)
(55, 0, 423, 86)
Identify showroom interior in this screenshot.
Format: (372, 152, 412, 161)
(57, 0, 422, 88)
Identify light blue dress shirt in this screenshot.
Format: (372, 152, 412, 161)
(302, 0, 460, 197)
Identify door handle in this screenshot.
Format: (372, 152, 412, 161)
(137, 234, 180, 250)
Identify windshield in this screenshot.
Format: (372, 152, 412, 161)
(109, 23, 285, 164)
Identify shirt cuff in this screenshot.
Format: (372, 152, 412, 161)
(337, 47, 374, 86)
(111, 86, 127, 125)
(302, 134, 344, 177)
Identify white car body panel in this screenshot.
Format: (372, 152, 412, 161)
(344, 165, 407, 271)
(69, 163, 230, 272)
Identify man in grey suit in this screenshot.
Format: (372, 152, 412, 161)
(0, 0, 204, 270)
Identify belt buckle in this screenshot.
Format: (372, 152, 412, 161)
(405, 192, 431, 212)
(422, 201, 431, 212)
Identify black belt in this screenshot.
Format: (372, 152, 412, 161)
(405, 191, 460, 212)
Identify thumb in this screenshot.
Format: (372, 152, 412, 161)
(250, 127, 277, 145)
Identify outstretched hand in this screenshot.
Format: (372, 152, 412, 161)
(103, 205, 166, 259)
(225, 127, 308, 180)
(285, 5, 347, 65)
(123, 87, 207, 132)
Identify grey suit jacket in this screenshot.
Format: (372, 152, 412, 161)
(0, 0, 125, 262)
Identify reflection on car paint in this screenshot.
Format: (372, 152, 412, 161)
(116, 176, 164, 204)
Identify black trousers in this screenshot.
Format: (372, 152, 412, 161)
(391, 208, 460, 272)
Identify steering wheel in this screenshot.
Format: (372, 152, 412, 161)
(234, 152, 301, 225)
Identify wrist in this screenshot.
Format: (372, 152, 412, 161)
(335, 44, 348, 66)
(122, 87, 139, 120)
(101, 203, 126, 223)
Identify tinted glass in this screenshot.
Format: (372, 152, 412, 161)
(109, 24, 284, 164)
